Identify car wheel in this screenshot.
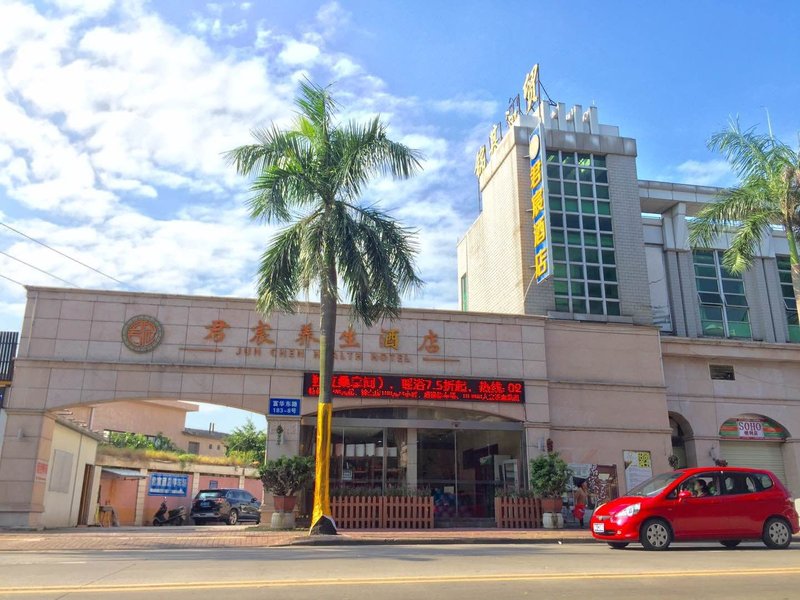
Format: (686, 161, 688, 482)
(152, 520, 161, 526)
(227, 509, 239, 526)
(640, 519, 672, 551)
(720, 540, 741, 549)
(763, 517, 791, 549)
(608, 542, 629, 549)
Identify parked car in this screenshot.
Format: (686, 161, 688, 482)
(190, 488, 262, 525)
(590, 466, 799, 550)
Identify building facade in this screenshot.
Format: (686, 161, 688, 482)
(458, 68, 799, 492)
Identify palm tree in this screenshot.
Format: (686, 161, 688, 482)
(688, 121, 800, 318)
(226, 81, 423, 535)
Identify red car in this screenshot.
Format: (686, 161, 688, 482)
(590, 466, 799, 550)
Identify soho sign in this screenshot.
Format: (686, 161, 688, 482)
(737, 420, 765, 439)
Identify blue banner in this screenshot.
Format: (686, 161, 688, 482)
(148, 472, 188, 497)
(269, 397, 300, 416)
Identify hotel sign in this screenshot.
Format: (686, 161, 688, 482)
(303, 372, 524, 403)
(530, 128, 551, 283)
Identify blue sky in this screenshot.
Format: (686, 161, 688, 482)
(1, 0, 798, 433)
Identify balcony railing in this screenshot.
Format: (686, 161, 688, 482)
(0, 331, 19, 383)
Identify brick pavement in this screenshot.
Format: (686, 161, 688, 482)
(0, 526, 594, 551)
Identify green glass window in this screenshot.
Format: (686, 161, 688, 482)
(776, 255, 800, 342)
(693, 250, 751, 340)
(546, 150, 618, 317)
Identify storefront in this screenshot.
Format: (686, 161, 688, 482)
(301, 406, 525, 522)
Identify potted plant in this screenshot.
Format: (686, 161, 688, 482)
(258, 455, 314, 528)
(529, 451, 571, 528)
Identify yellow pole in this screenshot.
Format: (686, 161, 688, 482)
(311, 402, 332, 529)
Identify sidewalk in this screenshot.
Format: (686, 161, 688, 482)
(0, 526, 594, 551)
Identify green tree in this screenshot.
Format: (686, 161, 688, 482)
(226, 81, 423, 535)
(224, 418, 267, 464)
(688, 121, 800, 318)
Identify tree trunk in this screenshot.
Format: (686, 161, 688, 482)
(311, 249, 338, 535)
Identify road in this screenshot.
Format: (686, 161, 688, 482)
(0, 542, 798, 599)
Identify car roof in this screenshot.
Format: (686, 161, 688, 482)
(197, 488, 248, 493)
(675, 466, 775, 475)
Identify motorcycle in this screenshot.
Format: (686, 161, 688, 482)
(152, 499, 187, 526)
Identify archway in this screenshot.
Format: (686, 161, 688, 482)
(668, 412, 693, 468)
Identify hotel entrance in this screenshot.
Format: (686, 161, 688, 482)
(300, 407, 525, 526)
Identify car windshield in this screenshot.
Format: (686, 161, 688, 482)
(197, 491, 224, 499)
(626, 472, 684, 497)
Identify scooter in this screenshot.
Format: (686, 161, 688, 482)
(152, 499, 187, 526)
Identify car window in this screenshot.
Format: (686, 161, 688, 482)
(197, 491, 224, 499)
(242, 492, 255, 502)
(627, 471, 684, 497)
(678, 474, 719, 497)
(754, 473, 774, 491)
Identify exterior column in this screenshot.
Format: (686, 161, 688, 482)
(0, 409, 55, 529)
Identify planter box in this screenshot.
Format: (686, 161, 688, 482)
(331, 496, 434, 529)
(494, 497, 542, 529)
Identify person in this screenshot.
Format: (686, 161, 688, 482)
(572, 480, 589, 527)
(693, 479, 710, 497)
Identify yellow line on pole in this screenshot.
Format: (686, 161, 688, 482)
(3, 568, 800, 594)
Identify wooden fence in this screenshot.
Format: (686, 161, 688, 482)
(331, 496, 434, 529)
(494, 497, 542, 528)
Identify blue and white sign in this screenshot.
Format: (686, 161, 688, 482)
(269, 397, 300, 416)
(148, 472, 188, 497)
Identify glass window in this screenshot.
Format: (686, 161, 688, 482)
(776, 255, 800, 342)
(694, 250, 751, 340)
(544, 151, 616, 316)
(547, 151, 559, 163)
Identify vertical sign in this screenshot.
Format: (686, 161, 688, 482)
(530, 127, 551, 283)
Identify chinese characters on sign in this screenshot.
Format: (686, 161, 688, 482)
(269, 398, 301, 416)
(622, 450, 653, 491)
(148, 473, 188, 497)
(205, 320, 229, 342)
(303, 373, 524, 403)
(523, 63, 540, 113)
(530, 128, 551, 283)
(474, 145, 487, 178)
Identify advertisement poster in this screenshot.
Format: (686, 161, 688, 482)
(623, 450, 653, 490)
(567, 464, 619, 510)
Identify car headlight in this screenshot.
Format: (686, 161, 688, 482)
(621, 503, 641, 517)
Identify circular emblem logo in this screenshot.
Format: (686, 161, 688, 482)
(122, 315, 164, 353)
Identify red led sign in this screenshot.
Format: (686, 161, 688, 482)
(303, 373, 524, 403)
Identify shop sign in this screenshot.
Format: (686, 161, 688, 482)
(148, 473, 188, 497)
(303, 373, 524, 403)
(719, 416, 786, 440)
(736, 420, 765, 439)
(530, 127, 551, 283)
(269, 398, 300, 416)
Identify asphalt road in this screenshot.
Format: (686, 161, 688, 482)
(1, 542, 798, 599)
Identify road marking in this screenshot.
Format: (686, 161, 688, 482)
(3, 568, 800, 594)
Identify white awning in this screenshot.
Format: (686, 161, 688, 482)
(101, 467, 146, 479)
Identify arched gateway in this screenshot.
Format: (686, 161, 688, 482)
(0, 286, 670, 528)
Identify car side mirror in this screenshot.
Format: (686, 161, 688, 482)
(678, 490, 692, 500)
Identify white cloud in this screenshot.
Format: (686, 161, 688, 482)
(278, 40, 321, 66)
(661, 159, 733, 187)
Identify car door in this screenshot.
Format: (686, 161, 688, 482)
(720, 471, 779, 538)
(669, 472, 725, 539)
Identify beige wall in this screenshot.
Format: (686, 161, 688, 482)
(662, 337, 800, 496)
(0, 286, 672, 527)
